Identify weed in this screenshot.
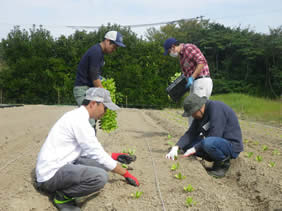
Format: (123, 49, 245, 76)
(131, 191, 143, 199)
(185, 197, 196, 207)
(183, 184, 194, 192)
(171, 162, 179, 171)
(167, 134, 172, 139)
(174, 172, 186, 180)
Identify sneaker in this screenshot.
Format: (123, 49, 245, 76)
(53, 191, 81, 211)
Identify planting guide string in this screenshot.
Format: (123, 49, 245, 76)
(145, 139, 167, 211)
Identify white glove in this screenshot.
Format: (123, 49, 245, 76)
(183, 147, 196, 157)
(166, 146, 179, 160)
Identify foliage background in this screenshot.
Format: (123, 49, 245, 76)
(0, 19, 281, 107)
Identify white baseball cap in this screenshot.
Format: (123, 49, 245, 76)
(85, 88, 120, 111)
(104, 31, 126, 47)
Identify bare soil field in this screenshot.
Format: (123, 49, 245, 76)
(0, 105, 281, 211)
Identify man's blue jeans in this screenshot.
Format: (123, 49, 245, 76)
(184, 136, 239, 161)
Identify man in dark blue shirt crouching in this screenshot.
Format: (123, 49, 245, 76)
(166, 93, 244, 178)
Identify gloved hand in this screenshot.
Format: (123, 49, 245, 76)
(166, 146, 179, 160)
(111, 153, 136, 164)
(183, 147, 196, 157)
(185, 76, 194, 89)
(123, 170, 139, 186)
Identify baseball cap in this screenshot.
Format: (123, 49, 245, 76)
(104, 31, 126, 47)
(85, 88, 120, 111)
(182, 93, 207, 117)
(163, 38, 178, 55)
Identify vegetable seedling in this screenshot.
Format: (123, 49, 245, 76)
(262, 145, 268, 151)
(273, 149, 280, 156)
(171, 162, 179, 171)
(183, 184, 194, 192)
(185, 197, 196, 207)
(174, 172, 186, 180)
(244, 139, 249, 144)
(246, 152, 254, 158)
(131, 191, 143, 199)
(123, 149, 136, 155)
(167, 134, 172, 139)
(268, 161, 276, 168)
(256, 155, 262, 162)
(128, 149, 136, 156)
(167, 141, 174, 147)
(122, 164, 128, 169)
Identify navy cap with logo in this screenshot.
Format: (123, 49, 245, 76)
(104, 31, 126, 47)
(163, 38, 178, 55)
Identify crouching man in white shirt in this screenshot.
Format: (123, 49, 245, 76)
(35, 88, 139, 211)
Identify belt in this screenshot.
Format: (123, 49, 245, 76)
(194, 75, 210, 81)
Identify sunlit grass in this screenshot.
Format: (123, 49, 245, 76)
(210, 93, 281, 125)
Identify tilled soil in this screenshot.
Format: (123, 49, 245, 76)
(0, 105, 281, 211)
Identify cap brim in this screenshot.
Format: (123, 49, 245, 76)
(182, 111, 190, 117)
(104, 102, 120, 111)
(114, 41, 126, 47)
(163, 49, 169, 55)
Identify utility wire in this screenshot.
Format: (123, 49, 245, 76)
(66, 17, 202, 30)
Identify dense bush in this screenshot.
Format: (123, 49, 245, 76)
(0, 21, 281, 107)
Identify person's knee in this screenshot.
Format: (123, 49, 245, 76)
(202, 138, 215, 152)
(93, 170, 108, 190)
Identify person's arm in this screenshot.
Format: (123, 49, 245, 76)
(93, 79, 103, 88)
(191, 45, 207, 79)
(191, 63, 204, 79)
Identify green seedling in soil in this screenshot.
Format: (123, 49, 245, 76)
(254, 141, 259, 145)
(122, 164, 128, 169)
(246, 152, 254, 158)
(185, 197, 196, 207)
(183, 184, 194, 192)
(262, 145, 268, 151)
(244, 139, 249, 144)
(174, 172, 186, 180)
(171, 162, 179, 171)
(167, 134, 172, 139)
(167, 141, 174, 147)
(131, 191, 143, 199)
(256, 155, 262, 162)
(273, 149, 280, 156)
(268, 161, 276, 168)
(123, 149, 136, 155)
(128, 149, 136, 156)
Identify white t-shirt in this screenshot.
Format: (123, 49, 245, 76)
(36, 106, 117, 182)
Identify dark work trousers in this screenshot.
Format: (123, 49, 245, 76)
(36, 157, 109, 198)
(183, 136, 239, 161)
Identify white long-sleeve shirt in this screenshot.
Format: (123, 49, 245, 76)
(36, 106, 117, 182)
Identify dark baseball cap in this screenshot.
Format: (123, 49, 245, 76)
(163, 38, 178, 55)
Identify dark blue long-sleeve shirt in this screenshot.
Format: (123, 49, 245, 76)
(177, 100, 243, 153)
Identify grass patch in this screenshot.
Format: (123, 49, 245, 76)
(210, 93, 281, 126)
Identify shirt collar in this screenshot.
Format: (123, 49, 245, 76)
(79, 105, 90, 119)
